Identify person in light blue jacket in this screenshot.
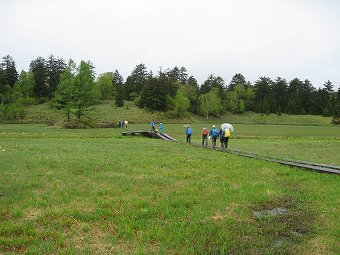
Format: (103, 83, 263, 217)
(159, 121, 163, 134)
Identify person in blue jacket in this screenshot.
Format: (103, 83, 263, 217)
(209, 125, 219, 149)
(186, 126, 192, 143)
(159, 121, 163, 134)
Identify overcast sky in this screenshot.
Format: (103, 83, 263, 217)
(1, 0, 340, 89)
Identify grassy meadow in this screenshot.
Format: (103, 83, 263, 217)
(0, 124, 339, 254)
(18, 101, 334, 126)
(130, 123, 340, 166)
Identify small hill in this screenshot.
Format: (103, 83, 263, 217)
(15, 100, 334, 126)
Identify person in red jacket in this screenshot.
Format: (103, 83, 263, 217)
(202, 125, 209, 146)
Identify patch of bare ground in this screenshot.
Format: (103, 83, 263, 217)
(23, 208, 41, 221)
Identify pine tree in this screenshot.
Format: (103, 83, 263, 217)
(112, 69, 123, 98)
(51, 60, 76, 121)
(200, 75, 225, 97)
(229, 73, 246, 91)
(332, 88, 340, 124)
(1, 55, 18, 87)
(124, 64, 148, 99)
(115, 84, 124, 107)
(30, 57, 48, 99)
(139, 77, 167, 111)
(46, 54, 66, 98)
(0, 55, 18, 103)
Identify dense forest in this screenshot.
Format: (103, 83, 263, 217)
(0, 54, 340, 124)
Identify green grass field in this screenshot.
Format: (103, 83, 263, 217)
(0, 124, 339, 254)
(129, 123, 340, 166)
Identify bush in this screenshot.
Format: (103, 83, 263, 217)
(332, 116, 340, 125)
(0, 102, 26, 122)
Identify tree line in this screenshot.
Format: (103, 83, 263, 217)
(0, 54, 339, 124)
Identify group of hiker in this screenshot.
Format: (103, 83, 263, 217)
(186, 125, 231, 149)
(146, 120, 232, 149)
(150, 119, 163, 134)
(118, 120, 128, 128)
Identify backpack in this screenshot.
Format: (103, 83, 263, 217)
(212, 128, 218, 137)
(223, 128, 230, 137)
(187, 127, 192, 135)
(203, 129, 208, 135)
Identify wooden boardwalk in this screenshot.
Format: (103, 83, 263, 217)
(121, 130, 178, 142)
(122, 130, 339, 175)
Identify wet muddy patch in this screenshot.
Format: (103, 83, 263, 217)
(253, 207, 288, 218)
(250, 196, 316, 253)
(189, 195, 316, 254)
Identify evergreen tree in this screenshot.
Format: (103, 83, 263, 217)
(313, 88, 329, 115)
(200, 75, 225, 97)
(46, 54, 66, 98)
(229, 73, 246, 91)
(299, 79, 315, 114)
(273, 77, 288, 112)
(1, 55, 18, 87)
(159, 73, 179, 98)
(254, 77, 273, 113)
(115, 84, 125, 107)
(0, 55, 18, 102)
(287, 78, 305, 114)
(124, 63, 148, 99)
(323, 80, 334, 93)
(187, 75, 198, 89)
(139, 76, 167, 111)
(112, 69, 123, 97)
(30, 57, 48, 99)
(322, 80, 334, 116)
(51, 60, 76, 121)
(0, 67, 4, 100)
(165, 66, 188, 84)
(332, 88, 340, 124)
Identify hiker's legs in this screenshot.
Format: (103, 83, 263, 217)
(222, 138, 226, 149)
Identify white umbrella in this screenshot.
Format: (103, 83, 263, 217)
(221, 123, 234, 132)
